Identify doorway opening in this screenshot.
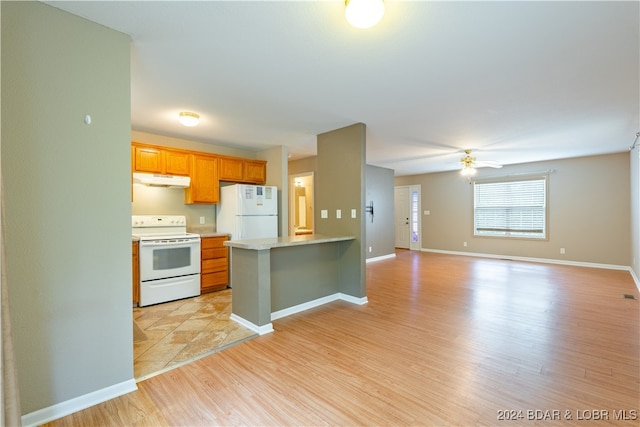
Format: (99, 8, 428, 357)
(394, 185, 421, 250)
(289, 172, 314, 236)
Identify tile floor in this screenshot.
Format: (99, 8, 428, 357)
(133, 289, 257, 380)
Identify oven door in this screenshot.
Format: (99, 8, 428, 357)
(139, 237, 201, 281)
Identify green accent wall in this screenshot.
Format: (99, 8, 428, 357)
(2, 1, 132, 415)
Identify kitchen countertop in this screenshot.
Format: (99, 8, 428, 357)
(187, 226, 230, 239)
(224, 234, 355, 250)
(195, 232, 231, 238)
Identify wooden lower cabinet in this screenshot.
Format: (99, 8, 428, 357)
(201, 236, 229, 293)
(132, 241, 140, 306)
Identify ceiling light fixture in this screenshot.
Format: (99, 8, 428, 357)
(460, 164, 477, 177)
(178, 112, 200, 127)
(460, 149, 477, 180)
(345, 0, 385, 29)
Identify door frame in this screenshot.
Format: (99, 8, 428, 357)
(288, 171, 314, 236)
(394, 184, 422, 250)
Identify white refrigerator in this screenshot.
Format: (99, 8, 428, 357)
(216, 184, 278, 240)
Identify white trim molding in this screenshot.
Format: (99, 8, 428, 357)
(271, 293, 368, 321)
(21, 379, 137, 427)
(337, 293, 369, 305)
(366, 253, 396, 263)
(230, 313, 274, 336)
(629, 267, 640, 293)
(422, 248, 634, 272)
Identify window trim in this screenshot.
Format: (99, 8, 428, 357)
(472, 174, 549, 240)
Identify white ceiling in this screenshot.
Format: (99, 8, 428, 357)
(46, 1, 639, 175)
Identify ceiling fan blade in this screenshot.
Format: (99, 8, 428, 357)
(475, 160, 503, 169)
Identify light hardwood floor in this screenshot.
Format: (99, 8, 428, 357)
(45, 250, 639, 426)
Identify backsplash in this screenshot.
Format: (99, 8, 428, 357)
(132, 184, 216, 233)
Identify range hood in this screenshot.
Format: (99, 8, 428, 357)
(133, 173, 190, 188)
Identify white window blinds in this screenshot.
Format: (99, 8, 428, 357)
(474, 177, 547, 239)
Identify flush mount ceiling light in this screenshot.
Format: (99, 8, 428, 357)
(345, 0, 385, 29)
(178, 112, 200, 127)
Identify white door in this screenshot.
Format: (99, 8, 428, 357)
(394, 187, 410, 248)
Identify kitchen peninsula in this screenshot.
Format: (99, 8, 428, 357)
(225, 234, 365, 334)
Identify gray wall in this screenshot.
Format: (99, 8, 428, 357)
(631, 146, 640, 277)
(290, 157, 395, 261)
(316, 124, 366, 297)
(288, 156, 317, 176)
(2, 1, 132, 414)
(257, 145, 288, 236)
(365, 165, 395, 259)
(395, 152, 630, 265)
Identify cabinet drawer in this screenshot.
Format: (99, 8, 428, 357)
(202, 271, 228, 288)
(202, 247, 228, 260)
(202, 258, 228, 273)
(201, 236, 228, 250)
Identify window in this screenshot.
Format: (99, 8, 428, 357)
(411, 190, 419, 243)
(474, 177, 547, 239)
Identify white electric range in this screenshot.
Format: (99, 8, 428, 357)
(132, 215, 201, 306)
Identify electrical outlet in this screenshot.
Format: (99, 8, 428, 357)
(321, 210, 328, 219)
(463, 241, 467, 247)
(336, 209, 341, 219)
(424, 210, 430, 215)
(199, 216, 205, 225)
(368, 246, 372, 253)
(560, 248, 566, 254)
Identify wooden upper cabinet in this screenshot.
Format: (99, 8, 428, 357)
(164, 150, 191, 175)
(219, 157, 266, 184)
(133, 146, 163, 173)
(244, 160, 266, 184)
(132, 142, 267, 204)
(132, 143, 190, 176)
(185, 155, 219, 204)
(219, 157, 244, 182)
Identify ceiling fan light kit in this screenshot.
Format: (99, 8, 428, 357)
(459, 149, 503, 180)
(460, 149, 477, 177)
(345, 0, 385, 29)
(460, 165, 477, 177)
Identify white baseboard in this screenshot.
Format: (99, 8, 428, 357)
(337, 293, 369, 305)
(366, 253, 396, 263)
(230, 313, 274, 335)
(21, 379, 137, 427)
(422, 248, 630, 271)
(629, 267, 640, 293)
(271, 292, 368, 321)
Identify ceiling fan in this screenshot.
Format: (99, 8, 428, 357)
(460, 149, 502, 177)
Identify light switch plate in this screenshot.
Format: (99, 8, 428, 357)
(321, 210, 328, 219)
(351, 209, 357, 218)
(336, 209, 341, 219)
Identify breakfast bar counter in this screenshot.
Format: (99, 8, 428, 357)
(225, 234, 361, 334)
